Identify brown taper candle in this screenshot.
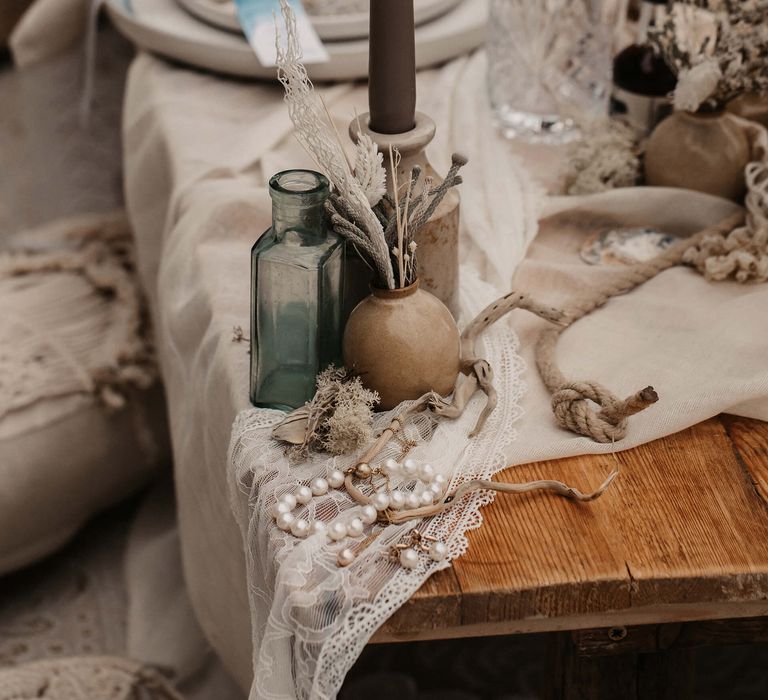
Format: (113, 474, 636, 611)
(368, 0, 417, 134)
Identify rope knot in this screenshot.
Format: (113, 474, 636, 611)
(551, 381, 658, 443)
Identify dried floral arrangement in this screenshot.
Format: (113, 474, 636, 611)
(275, 0, 466, 290)
(272, 366, 378, 458)
(650, 0, 768, 113)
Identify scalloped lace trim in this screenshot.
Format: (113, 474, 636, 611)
(228, 266, 526, 700)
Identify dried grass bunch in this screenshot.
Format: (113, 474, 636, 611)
(650, 0, 768, 112)
(272, 366, 379, 458)
(275, 0, 466, 289)
(338, 150, 467, 288)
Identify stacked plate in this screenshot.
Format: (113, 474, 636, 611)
(105, 0, 489, 81)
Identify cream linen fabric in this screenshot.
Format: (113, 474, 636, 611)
(123, 50, 541, 691)
(123, 51, 768, 696)
(9, 0, 89, 67)
(511, 190, 768, 466)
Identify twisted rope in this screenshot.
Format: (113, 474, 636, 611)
(535, 211, 745, 442)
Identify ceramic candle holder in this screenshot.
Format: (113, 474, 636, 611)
(350, 112, 461, 317)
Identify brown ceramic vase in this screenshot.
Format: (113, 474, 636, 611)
(342, 280, 461, 410)
(727, 93, 768, 129)
(644, 110, 751, 202)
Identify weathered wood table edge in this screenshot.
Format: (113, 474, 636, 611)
(375, 414, 768, 697)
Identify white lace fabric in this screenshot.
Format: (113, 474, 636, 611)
(228, 268, 526, 700)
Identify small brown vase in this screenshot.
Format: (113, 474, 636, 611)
(644, 110, 751, 202)
(343, 280, 461, 410)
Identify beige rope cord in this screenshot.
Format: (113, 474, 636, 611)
(535, 122, 768, 442)
(332, 210, 752, 523)
(431, 207, 754, 445)
(535, 211, 745, 443)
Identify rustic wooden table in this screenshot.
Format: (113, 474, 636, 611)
(376, 415, 768, 698)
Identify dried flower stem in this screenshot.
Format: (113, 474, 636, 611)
(385, 469, 619, 524)
(388, 147, 405, 287)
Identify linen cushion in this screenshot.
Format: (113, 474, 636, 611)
(0, 212, 169, 575)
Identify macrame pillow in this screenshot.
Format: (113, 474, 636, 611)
(0, 212, 168, 575)
(0, 656, 182, 700)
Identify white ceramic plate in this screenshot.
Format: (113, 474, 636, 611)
(105, 0, 487, 82)
(175, 0, 463, 41)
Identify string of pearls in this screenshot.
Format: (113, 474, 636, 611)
(271, 457, 449, 568)
(390, 529, 448, 569)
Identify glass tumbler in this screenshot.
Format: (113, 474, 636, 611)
(487, 0, 615, 143)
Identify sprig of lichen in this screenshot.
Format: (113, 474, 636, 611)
(563, 120, 642, 195)
(285, 366, 379, 459)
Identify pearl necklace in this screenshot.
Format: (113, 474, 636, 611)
(271, 457, 448, 569)
(272, 448, 618, 570)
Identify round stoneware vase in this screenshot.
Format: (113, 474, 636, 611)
(727, 92, 768, 129)
(343, 280, 461, 410)
(644, 110, 751, 202)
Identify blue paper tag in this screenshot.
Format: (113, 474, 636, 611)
(233, 0, 329, 67)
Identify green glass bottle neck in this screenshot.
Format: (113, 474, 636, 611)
(271, 200, 327, 242)
(269, 170, 330, 243)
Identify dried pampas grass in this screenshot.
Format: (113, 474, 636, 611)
(275, 0, 394, 288)
(275, 0, 466, 290)
(353, 131, 387, 207)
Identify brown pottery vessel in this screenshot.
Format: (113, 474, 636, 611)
(727, 93, 768, 129)
(343, 280, 461, 410)
(644, 110, 751, 202)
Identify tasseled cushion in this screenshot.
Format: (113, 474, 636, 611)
(0, 212, 169, 574)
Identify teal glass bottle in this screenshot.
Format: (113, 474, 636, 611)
(250, 170, 344, 410)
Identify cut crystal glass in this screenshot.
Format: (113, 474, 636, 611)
(487, 0, 614, 143)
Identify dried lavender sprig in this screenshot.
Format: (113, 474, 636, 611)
(403, 170, 463, 234)
(405, 176, 435, 232)
(410, 155, 467, 232)
(326, 197, 393, 286)
(327, 205, 379, 257)
(381, 165, 423, 246)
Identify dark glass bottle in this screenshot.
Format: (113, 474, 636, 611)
(250, 170, 344, 411)
(610, 0, 677, 134)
